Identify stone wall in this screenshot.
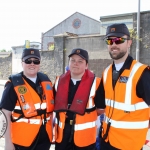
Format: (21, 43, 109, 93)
(89, 59, 112, 77)
(0, 11, 150, 83)
(130, 11, 150, 64)
(39, 51, 55, 82)
(0, 53, 12, 79)
(138, 11, 150, 65)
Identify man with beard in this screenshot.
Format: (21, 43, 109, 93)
(100, 23, 150, 150)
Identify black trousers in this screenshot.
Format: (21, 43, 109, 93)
(14, 125, 51, 150)
(100, 138, 143, 150)
(55, 123, 96, 150)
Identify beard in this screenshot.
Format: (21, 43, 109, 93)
(109, 48, 127, 60)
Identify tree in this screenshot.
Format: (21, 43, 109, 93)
(0, 49, 6, 52)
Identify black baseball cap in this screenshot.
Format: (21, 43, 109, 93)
(22, 48, 41, 60)
(68, 48, 89, 62)
(104, 23, 130, 39)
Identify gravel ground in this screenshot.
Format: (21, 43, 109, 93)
(0, 130, 150, 150)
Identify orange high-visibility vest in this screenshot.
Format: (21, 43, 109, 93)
(10, 73, 54, 146)
(102, 60, 149, 150)
(54, 76, 101, 147)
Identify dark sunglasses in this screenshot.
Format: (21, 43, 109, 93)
(23, 59, 40, 65)
(105, 37, 129, 45)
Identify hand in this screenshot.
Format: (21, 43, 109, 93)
(96, 109, 105, 116)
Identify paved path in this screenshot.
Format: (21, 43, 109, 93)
(0, 130, 150, 150)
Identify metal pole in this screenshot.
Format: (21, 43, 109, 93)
(136, 0, 140, 61)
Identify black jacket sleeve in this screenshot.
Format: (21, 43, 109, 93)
(0, 82, 17, 111)
(94, 79, 106, 109)
(136, 67, 150, 106)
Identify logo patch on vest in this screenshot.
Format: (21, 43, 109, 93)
(46, 84, 52, 90)
(119, 76, 128, 83)
(18, 86, 27, 94)
(51, 100, 54, 104)
(77, 99, 83, 104)
(20, 95, 25, 103)
(23, 104, 30, 110)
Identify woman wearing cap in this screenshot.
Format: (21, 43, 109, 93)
(53, 48, 105, 150)
(0, 48, 54, 150)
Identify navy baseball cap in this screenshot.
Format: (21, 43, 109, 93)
(104, 23, 130, 39)
(68, 48, 89, 62)
(22, 48, 41, 60)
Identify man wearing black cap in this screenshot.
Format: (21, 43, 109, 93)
(100, 23, 150, 150)
(53, 48, 105, 150)
(0, 48, 54, 150)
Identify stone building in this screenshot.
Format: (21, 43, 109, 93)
(0, 11, 150, 83)
(42, 12, 101, 51)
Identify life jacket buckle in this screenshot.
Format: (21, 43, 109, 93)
(68, 104, 71, 109)
(70, 120, 73, 125)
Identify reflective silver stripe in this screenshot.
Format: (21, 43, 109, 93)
(105, 116, 149, 129)
(74, 121, 96, 131)
(15, 118, 41, 124)
(55, 117, 63, 128)
(41, 103, 46, 109)
(34, 103, 41, 109)
(46, 116, 51, 121)
(88, 77, 96, 108)
(42, 116, 51, 124)
(14, 117, 50, 124)
(15, 103, 46, 110)
(55, 77, 59, 92)
(89, 77, 96, 97)
(105, 99, 149, 111)
(14, 106, 21, 110)
(125, 62, 143, 104)
(103, 65, 111, 84)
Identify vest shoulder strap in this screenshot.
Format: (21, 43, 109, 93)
(9, 73, 24, 87)
(9, 72, 51, 87)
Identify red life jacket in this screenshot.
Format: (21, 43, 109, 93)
(54, 69, 95, 115)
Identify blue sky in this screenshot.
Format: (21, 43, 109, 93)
(0, 0, 149, 50)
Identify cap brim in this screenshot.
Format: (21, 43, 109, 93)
(68, 53, 87, 61)
(103, 33, 126, 40)
(22, 55, 40, 60)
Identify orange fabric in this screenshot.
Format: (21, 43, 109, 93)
(40, 81, 54, 113)
(54, 112, 66, 143)
(102, 60, 149, 150)
(14, 80, 38, 117)
(74, 110, 97, 147)
(55, 77, 101, 147)
(11, 77, 54, 146)
(149, 108, 150, 128)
